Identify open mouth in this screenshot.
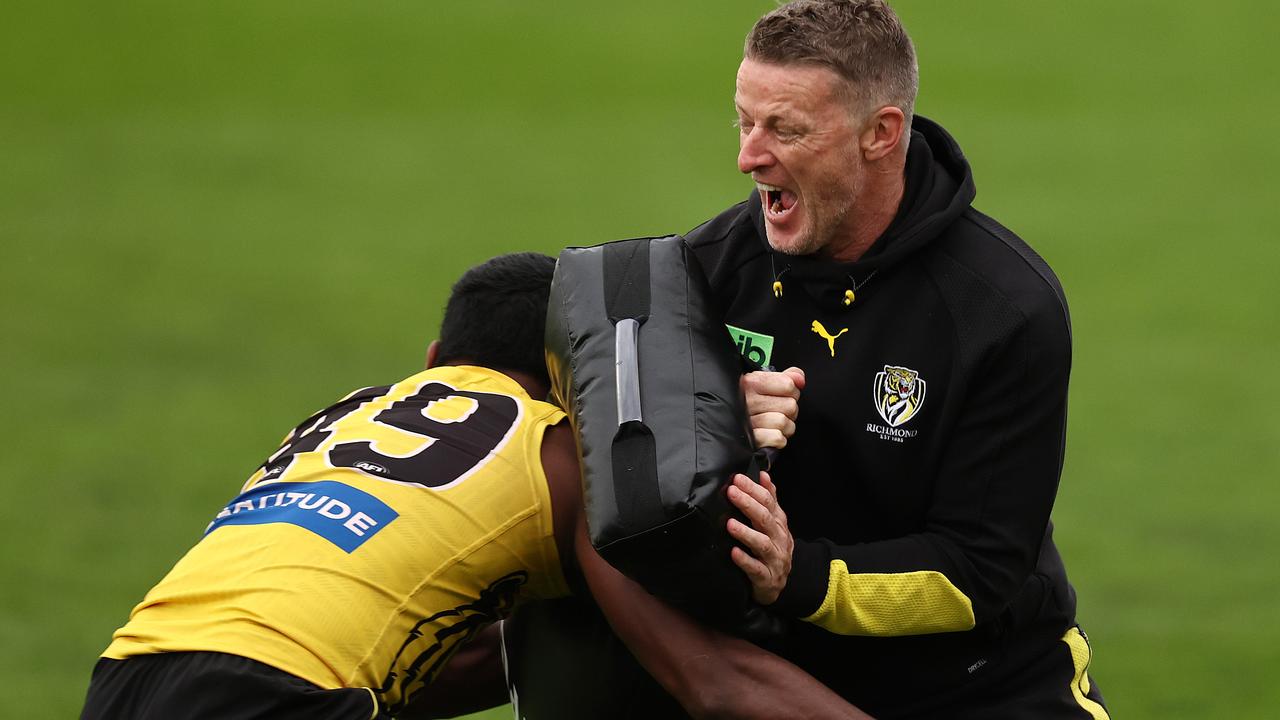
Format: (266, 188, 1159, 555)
(758, 183, 797, 218)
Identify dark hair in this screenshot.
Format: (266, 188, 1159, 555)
(436, 252, 557, 383)
(745, 0, 917, 122)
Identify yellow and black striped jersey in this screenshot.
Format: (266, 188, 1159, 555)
(103, 365, 569, 713)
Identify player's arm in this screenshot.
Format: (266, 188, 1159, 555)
(397, 622, 507, 719)
(541, 423, 874, 720)
(575, 520, 873, 720)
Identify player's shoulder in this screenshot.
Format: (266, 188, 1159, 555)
(539, 420, 576, 464)
(928, 207, 1070, 335)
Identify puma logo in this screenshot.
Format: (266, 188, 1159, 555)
(810, 320, 848, 357)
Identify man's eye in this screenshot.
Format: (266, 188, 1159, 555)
(776, 128, 800, 142)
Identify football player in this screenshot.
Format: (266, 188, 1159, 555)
(81, 252, 869, 720)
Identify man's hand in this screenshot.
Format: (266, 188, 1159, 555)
(742, 367, 806, 451)
(727, 471, 794, 605)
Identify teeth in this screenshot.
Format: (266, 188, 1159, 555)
(760, 183, 787, 214)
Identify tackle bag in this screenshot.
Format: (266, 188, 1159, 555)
(546, 235, 759, 620)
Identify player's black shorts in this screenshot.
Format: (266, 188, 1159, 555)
(80, 651, 388, 720)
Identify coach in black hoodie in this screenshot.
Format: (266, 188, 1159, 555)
(504, 2, 1109, 718)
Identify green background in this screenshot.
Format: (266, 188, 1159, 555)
(2, 2, 1276, 717)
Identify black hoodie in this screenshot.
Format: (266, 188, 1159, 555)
(505, 117, 1082, 719)
(686, 115, 1080, 713)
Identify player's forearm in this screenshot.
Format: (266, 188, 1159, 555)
(575, 521, 871, 720)
(672, 631, 876, 720)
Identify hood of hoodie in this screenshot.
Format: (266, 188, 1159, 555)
(745, 115, 975, 288)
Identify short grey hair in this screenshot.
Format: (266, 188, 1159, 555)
(745, 0, 918, 124)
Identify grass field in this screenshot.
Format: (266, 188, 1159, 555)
(2, 2, 1277, 718)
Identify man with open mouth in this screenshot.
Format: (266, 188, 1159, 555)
(505, 2, 1111, 719)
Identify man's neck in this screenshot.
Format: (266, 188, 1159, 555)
(499, 368, 551, 402)
(827, 161, 907, 264)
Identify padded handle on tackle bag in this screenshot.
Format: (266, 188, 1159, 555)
(603, 240, 665, 531)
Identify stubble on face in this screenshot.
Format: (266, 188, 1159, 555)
(735, 59, 866, 259)
(783, 147, 862, 257)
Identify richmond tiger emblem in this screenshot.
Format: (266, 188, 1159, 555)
(874, 365, 926, 427)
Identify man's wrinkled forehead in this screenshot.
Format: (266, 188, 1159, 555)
(734, 58, 850, 114)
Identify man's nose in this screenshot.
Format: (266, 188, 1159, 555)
(737, 128, 774, 175)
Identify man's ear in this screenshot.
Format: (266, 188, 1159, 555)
(425, 339, 441, 370)
(860, 106, 907, 162)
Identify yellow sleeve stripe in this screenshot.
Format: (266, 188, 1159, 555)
(1062, 627, 1110, 720)
(802, 559, 976, 636)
